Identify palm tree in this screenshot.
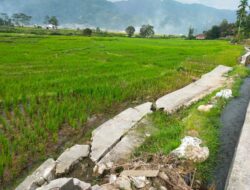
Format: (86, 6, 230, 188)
(237, 0, 248, 38)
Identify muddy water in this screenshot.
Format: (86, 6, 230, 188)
(214, 66, 250, 190)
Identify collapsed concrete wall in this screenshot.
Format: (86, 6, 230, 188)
(156, 65, 232, 113)
(15, 65, 233, 190)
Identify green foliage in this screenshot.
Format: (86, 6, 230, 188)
(125, 26, 135, 37)
(206, 25, 221, 39)
(219, 19, 236, 37)
(0, 13, 13, 26)
(82, 28, 92, 36)
(204, 19, 236, 39)
(187, 27, 195, 40)
(236, 0, 248, 37)
(140, 25, 154, 38)
(0, 33, 242, 187)
(11, 13, 32, 26)
(138, 112, 185, 155)
(48, 16, 59, 27)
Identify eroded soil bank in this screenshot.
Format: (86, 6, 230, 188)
(214, 67, 250, 190)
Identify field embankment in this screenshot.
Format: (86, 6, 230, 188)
(0, 33, 243, 188)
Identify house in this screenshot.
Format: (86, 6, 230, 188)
(196, 34, 206, 40)
(46, 24, 56, 30)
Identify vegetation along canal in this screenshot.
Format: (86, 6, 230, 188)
(214, 65, 250, 190)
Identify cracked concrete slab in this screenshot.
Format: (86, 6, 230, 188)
(90, 102, 152, 163)
(15, 158, 56, 190)
(97, 125, 146, 166)
(156, 65, 232, 113)
(56, 144, 90, 176)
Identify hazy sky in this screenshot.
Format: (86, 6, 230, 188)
(109, 0, 239, 10)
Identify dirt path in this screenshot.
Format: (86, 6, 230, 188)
(214, 67, 250, 190)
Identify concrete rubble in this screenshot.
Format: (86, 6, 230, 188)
(56, 144, 90, 176)
(216, 89, 233, 99)
(36, 178, 91, 190)
(156, 65, 232, 112)
(114, 176, 132, 190)
(121, 170, 159, 177)
(15, 158, 56, 190)
(171, 136, 209, 163)
(93, 154, 194, 190)
(90, 102, 152, 163)
(130, 176, 149, 188)
(198, 104, 214, 112)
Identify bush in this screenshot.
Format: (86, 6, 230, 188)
(82, 28, 92, 36)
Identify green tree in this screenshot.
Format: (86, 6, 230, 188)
(236, 0, 248, 37)
(82, 28, 92, 36)
(48, 16, 59, 27)
(187, 27, 195, 39)
(0, 13, 12, 26)
(245, 14, 250, 37)
(96, 27, 101, 34)
(206, 25, 221, 39)
(12, 13, 32, 26)
(140, 25, 154, 38)
(125, 26, 135, 37)
(220, 19, 229, 37)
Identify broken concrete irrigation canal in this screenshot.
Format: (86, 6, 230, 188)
(15, 62, 250, 190)
(215, 66, 250, 190)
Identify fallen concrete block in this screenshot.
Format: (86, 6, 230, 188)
(109, 174, 117, 184)
(73, 178, 91, 190)
(15, 158, 56, 190)
(130, 176, 149, 189)
(171, 136, 209, 163)
(56, 144, 89, 176)
(36, 178, 91, 190)
(114, 176, 132, 190)
(91, 102, 152, 163)
(156, 65, 232, 113)
(216, 89, 232, 99)
(36, 178, 74, 190)
(101, 184, 119, 190)
(121, 170, 159, 177)
(198, 104, 214, 112)
(96, 125, 147, 170)
(91, 185, 102, 190)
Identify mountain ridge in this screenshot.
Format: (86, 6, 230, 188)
(0, 0, 235, 34)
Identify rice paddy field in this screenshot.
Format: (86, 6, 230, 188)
(0, 33, 243, 187)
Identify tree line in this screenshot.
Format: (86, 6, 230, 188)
(0, 13, 60, 28)
(81, 25, 155, 38)
(188, 0, 250, 40)
(0, 13, 32, 26)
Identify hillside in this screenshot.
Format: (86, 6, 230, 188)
(0, 0, 235, 34)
